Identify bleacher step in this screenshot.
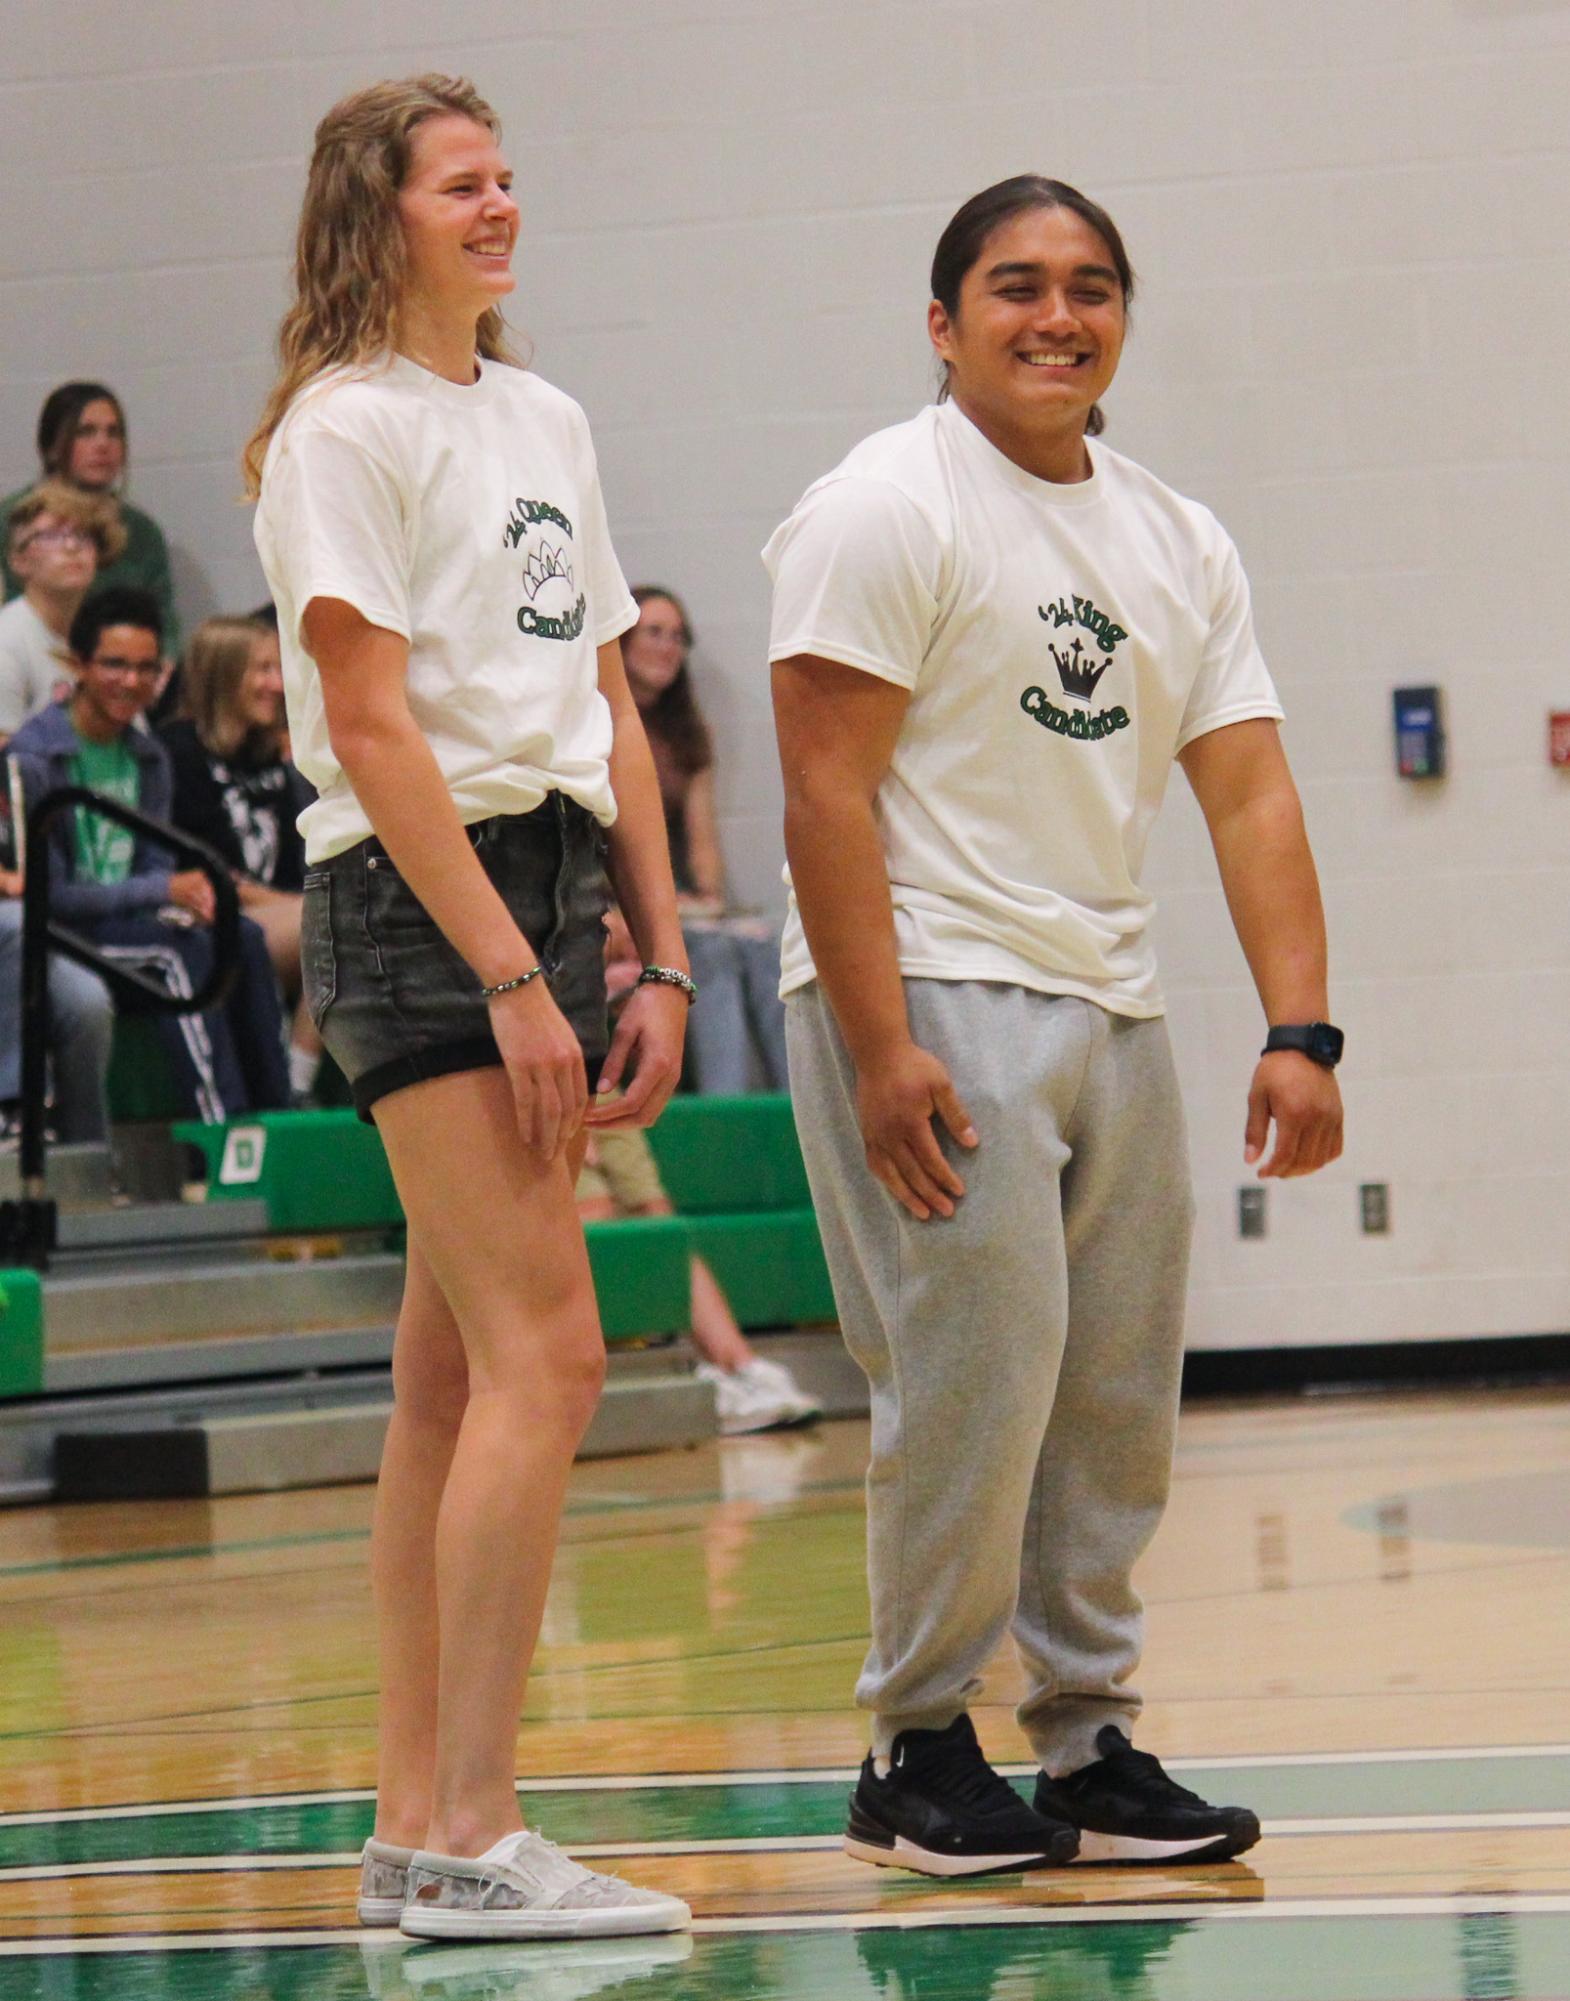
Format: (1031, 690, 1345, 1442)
(51, 1368, 716, 1500)
(0, 1143, 117, 1206)
(54, 1199, 271, 1254)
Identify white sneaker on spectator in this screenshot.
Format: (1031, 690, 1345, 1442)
(698, 1355, 823, 1435)
(400, 1829, 690, 1941)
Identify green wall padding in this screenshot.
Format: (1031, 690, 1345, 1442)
(0, 1268, 45, 1398)
(684, 1209, 836, 1329)
(645, 1094, 811, 1213)
(583, 1217, 691, 1341)
(173, 1109, 399, 1233)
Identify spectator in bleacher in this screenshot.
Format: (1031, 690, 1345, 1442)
(0, 383, 180, 655)
(578, 904, 820, 1431)
(625, 585, 788, 1092)
(10, 587, 289, 1123)
(0, 481, 126, 742)
(0, 754, 115, 1145)
(162, 616, 323, 1103)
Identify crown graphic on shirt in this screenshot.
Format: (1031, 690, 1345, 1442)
(1049, 637, 1111, 704)
(521, 542, 575, 601)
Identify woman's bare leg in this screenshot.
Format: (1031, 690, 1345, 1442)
(375, 1068, 603, 1858)
(370, 1235, 467, 1847)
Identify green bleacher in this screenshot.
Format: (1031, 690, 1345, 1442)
(170, 1095, 834, 1344)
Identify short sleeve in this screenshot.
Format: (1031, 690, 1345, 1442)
(262, 421, 414, 646)
(1174, 530, 1284, 752)
(571, 423, 638, 646)
(762, 477, 942, 690)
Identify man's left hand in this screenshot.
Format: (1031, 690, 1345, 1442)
(1244, 1051, 1343, 1179)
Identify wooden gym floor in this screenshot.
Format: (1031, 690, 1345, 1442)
(0, 1384, 1567, 1998)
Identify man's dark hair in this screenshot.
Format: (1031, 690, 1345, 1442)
(248, 599, 279, 629)
(37, 381, 128, 476)
(70, 585, 162, 664)
(930, 175, 1135, 436)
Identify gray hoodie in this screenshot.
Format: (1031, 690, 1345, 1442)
(10, 699, 175, 924)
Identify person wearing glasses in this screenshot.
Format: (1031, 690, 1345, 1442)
(0, 481, 126, 743)
(0, 383, 180, 655)
(10, 587, 289, 1122)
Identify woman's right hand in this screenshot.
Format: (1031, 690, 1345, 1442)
(488, 977, 588, 1162)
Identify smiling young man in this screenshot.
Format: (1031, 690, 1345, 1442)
(767, 177, 1344, 1877)
(10, 586, 289, 1123)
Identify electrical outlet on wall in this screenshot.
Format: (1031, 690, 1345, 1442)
(1360, 1183, 1390, 1234)
(1238, 1187, 1266, 1239)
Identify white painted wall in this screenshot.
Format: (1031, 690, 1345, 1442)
(4, 0, 1566, 1349)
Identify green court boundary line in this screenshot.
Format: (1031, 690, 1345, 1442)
(3, 1895, 1570, 1956)
(4, 1741, 1567, 1830)
(5, 1808, 1570, 1882)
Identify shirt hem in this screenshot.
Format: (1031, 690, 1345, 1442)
(779, 962, 1166, 1019)
(766, 637, 916, 689)
(1172, 700, 1285, 757)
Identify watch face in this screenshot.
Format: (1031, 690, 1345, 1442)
(1310, 1023, 1344, 1066)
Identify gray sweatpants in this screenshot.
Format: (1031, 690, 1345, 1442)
(786, 979, 1194, 1776)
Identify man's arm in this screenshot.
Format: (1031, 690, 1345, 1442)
(1177, 717, 1343, 1179)
(772, 653, 976, 1221)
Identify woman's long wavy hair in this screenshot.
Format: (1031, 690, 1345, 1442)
(243, 74, 525, 497)
(180, 616, 279, 762)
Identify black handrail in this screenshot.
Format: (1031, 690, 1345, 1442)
(6, 785, 241, 1269)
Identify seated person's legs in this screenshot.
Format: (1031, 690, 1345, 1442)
(243, 885, 322, 1100)
(574, 1121, 820, 1433)
(92, 909, 249, 1122)
(224, 912, 290, 1111)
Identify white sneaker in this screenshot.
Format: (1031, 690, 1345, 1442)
(399, 1828, 691, 1941)
(359, 1835, 415, 1925)
(698, 1355, 823, 1434)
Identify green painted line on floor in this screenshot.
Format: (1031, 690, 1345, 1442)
(4, 1752, 1568, 1871)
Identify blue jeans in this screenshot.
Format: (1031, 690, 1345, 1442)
(683, 919, 789, 1094)
(0, 899, 114, 1142)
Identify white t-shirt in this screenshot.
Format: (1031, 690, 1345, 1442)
(763, 400, 1283, 1016)
(0, 596, 72, 737)
(255, 354, 638, 863)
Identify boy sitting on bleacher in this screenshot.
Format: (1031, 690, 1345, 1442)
(10, 587, 290, 1124)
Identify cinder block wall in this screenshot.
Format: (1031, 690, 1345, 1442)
(4, 1, 1565, 1349)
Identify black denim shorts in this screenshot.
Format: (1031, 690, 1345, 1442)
(302, 796, 612, 1121)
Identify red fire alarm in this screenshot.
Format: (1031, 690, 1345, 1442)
(1551, 713, 1570, 768)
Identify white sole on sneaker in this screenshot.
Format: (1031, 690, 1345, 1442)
(399, 1899, 691, 1941)
(1072, 1829, 1254, 1863)
(843, 1833, 1058, 1877)
(357, 1896, 407, 1926)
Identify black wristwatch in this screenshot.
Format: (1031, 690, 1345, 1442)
(1262, 1022, 1344, 1070)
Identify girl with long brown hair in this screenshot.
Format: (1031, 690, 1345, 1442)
(161, 615, 322, 1101)
(249, 75, 692, 1942)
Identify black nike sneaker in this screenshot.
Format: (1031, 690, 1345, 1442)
(1035, 1726, 1262, 1864)
(844, 1714, 1080, 1877)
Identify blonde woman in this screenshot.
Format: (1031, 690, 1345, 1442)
(246, 76, 692, 1941)
(161, 616, 322, 1101)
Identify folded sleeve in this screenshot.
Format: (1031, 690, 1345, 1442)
(762, 477, 942, 691)
(1174, 530, 1284, 752)
(262, 421, 414, 647)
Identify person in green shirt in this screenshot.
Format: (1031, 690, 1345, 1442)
(10, 587, 288, 1121)
(0, 382, 180, 657)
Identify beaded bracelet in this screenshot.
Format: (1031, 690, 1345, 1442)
(637, 965, 698, 1005)
(480, 965, 547, 1000)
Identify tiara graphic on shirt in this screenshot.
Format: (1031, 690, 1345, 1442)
(521, 542, 575, 602)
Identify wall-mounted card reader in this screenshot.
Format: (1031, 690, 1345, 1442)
(1393, 685, 1445, 778)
